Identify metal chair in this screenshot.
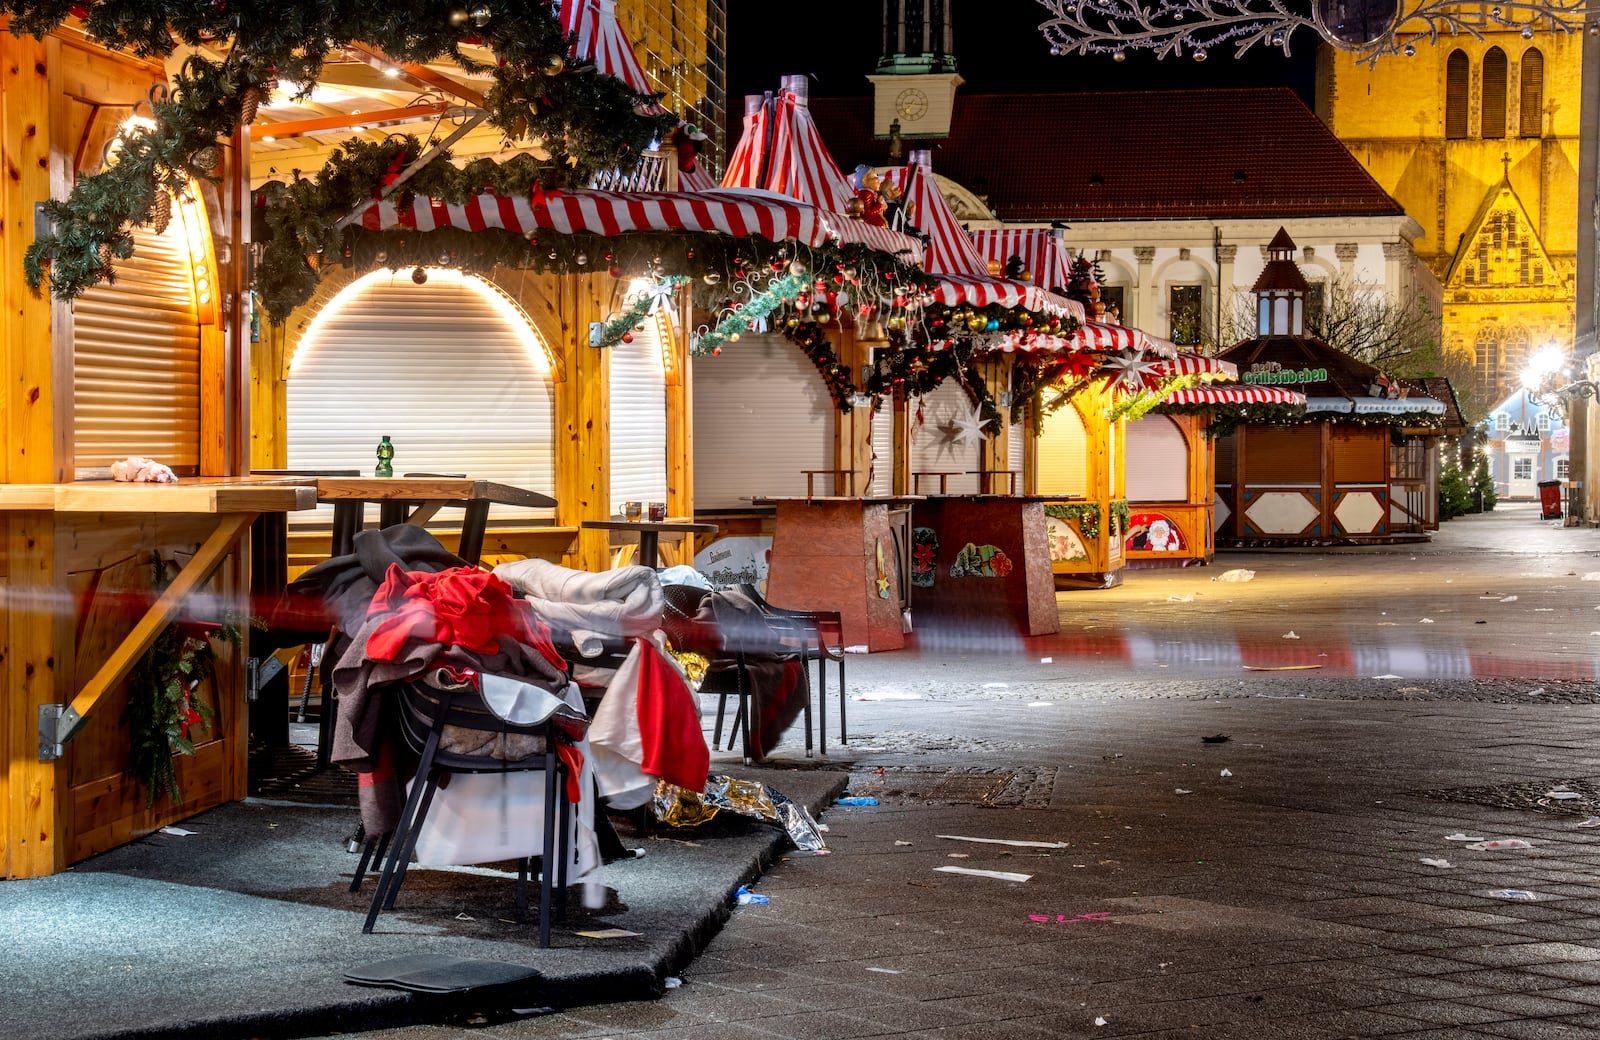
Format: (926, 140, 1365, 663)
(737, 585, 848, 750)
(354, 673, 581, 946)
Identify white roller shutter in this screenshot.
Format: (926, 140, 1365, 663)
(74, 223, 202, 472)
(1007, 412, 1024, 493)
(1125, 415, 1188, 502)
(693, 334, 836, 508)
(910, 380, 981, 495)
(608, 315, 669, 512)
(1036, 399, 1089, 496)
(870, 399, 892, 497)
(287, 269, 555, 520)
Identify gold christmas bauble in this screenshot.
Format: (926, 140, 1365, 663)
(986, 258, 1001, 277)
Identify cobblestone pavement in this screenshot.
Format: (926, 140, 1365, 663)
(340, 505, 1600, 1040)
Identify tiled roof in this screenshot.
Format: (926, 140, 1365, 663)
(1217, 336, 1384, 401)
(1398, 376, 1468, 431)
(808, 89, 1405, 223)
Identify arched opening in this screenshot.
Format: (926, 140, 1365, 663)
(1520, 47, 1544, 138)
(1036, 398, 1089, 497)
(1482, 47, 1508, 139)
(692, 334, 837, 507)
(73, 188, 214, 475)
(1125, 414, 1189, 501)
(287, 268, 556, 516)
(1445, 49, 1469, 139)
(608, 307, 670, 513)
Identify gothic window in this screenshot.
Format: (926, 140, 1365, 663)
(1491, 213, 1502, 250)
(1445, 50, 1469, 139)
(1482, 47, 1508, 139)
(1521, 239, 1531, 284)
(1520, 48, 1544, 138)
(1477, 336, 1502, 393)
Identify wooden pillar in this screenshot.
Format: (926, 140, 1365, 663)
(553, 273, 612, 571)
(2, 31, 70, 879)
(832, 324, 872, 494)
(665, 293, 693, 519)
(1320, 421, 1334, 536)
(977, 356, 1008, 483)
(892, 389, 912, 496)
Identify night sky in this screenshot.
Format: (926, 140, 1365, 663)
(726, 1, 1318, 104)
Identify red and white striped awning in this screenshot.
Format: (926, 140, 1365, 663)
(559, 0, 667, 114)
(884, 160, 1082, 318)
(1161, 386, 1306, 406)
(721, 90, 857, 214)
(1150, 352, 1238, 381)
(969, 228, 1073, 291)
(356, 187, 924, 264)
(1066, 321, 1180, 359)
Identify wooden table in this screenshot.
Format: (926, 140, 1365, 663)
(579, 519, 719, 569)
(307, 476, 557, 565)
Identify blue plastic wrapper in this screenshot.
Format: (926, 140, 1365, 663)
(735, 885, 770, 905)
(835, 796, 879, 806)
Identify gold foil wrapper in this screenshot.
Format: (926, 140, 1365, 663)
(666, 648, 708, 686)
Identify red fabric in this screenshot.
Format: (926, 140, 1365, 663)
(634, 637, 711, 790)
(363, 565, 564, 668)
(555, 743, 585, 804)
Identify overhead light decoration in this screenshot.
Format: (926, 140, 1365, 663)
(1037, 0, 1598, 66)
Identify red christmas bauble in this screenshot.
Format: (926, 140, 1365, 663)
(607, 264, 622, 277)
(621, 332, 634, 343)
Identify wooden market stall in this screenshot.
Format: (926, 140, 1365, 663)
(1212, 230, 1449, 544)
(0, 21, 284, 877)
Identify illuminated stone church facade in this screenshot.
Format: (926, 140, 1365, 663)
(1318, 28, 1580, 410)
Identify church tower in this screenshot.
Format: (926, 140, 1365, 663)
(1318, 30, 1578, 410)
(866, 0, 964, 142)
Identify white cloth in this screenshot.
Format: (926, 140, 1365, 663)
(494, 558, 663, 658)
(110, 456, 177, 483)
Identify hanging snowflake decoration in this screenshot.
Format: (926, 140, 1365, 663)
(1037, 0, 1596, 67)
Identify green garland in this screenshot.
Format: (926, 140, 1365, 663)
(691, 271, 814, 355)
(9, 0, 674, 302)
(1041, 500, 1129, 542)
(598, 276, 688, 349)
(1104, 374, 1204, 425)
(121, 551, 240, 805)
(1045, 502, 1103, 540)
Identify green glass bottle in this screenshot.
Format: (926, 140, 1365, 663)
(375, 435, 394, 478)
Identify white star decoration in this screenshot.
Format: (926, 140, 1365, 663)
(1100, 351, 1161, 391)
(933, 399, 994, 457)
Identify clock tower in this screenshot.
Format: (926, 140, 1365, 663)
(866, 0, 963, 141)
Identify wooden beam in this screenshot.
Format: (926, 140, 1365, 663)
(55, 513, 254, 748)
(343, 44, 486, 107)
(251, 102, 451, 141)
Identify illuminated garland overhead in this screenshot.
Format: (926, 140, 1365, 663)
(597, 276, 689, 349)
(1037, 0, 1597, 66)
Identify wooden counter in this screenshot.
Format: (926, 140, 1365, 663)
(2, 477, 316, 878)
(908, 496, 1060, 638)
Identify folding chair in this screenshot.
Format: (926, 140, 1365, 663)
(355, 673, 581, 946)
(737, 585, 848, 750)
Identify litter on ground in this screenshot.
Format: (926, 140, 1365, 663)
(1420, 858, 1453, 868)
(936, 834, 1069, 849)
(1444, 833, 1485, 842)
(1214, 569, 1255, 583)
(935, 866, 1033, 882)
(1465, 839, 1533, 851)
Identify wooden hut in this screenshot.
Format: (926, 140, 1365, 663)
(1213, 230, 1451, 544)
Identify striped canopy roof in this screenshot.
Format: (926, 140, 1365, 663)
(1162, 386, 1306, 406)
(355, 187, 924, 263)
(968, 228, 1073, 291)
(559, 0, 667, 113)
(722, 90, 858, 215)
(1065, 321, 1181, 360)
(883, 159, 1081, 318)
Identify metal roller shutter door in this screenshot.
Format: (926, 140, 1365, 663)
(870, 399, 892, 497)
(1125, 415, 1188, 501)
(73, 224, 201, 472)
(910, 380, 981, 495)
(608, 316, 669, 513)
(287, 270, 556, 519)
(693, 334, 836, 509)
(1036, 399, 1089, 496)
(1007, 412, 1024, 492)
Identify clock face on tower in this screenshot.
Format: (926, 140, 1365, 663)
(895, 88, 929, 121)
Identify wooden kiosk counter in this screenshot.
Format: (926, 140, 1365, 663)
(1, 481, 316, 879)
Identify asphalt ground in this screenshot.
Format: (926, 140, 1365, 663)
(339, 503, 1600, 1040)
